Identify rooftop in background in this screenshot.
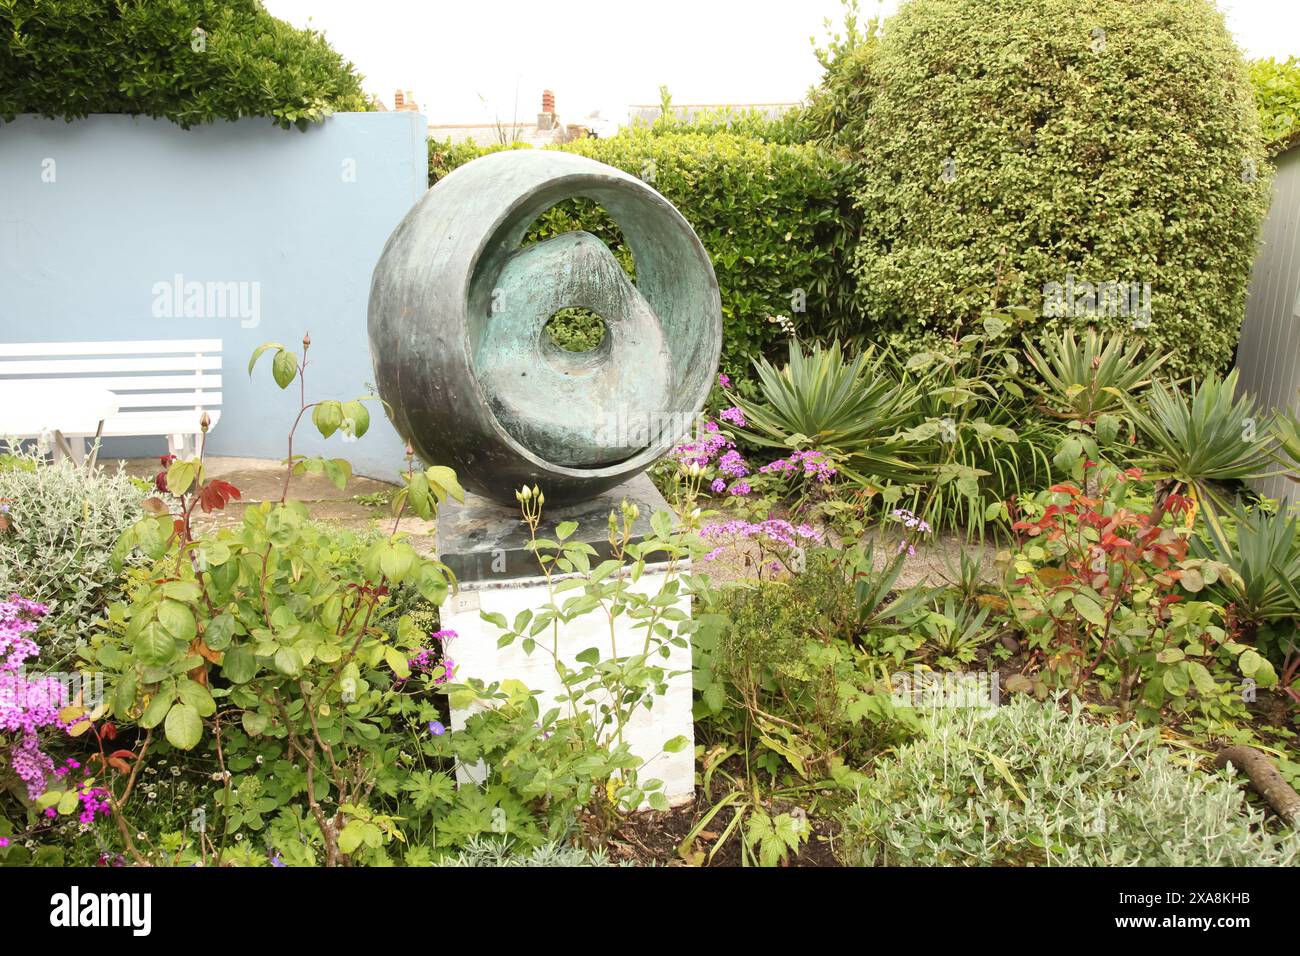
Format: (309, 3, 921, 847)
(371, 89, 422, 113)
(428, 89, 599, 146)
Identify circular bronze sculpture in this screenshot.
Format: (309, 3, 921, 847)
(368, 150, 722, 505)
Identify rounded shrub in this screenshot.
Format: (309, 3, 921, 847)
(0, 0, 371, 129)
(0, 457, 144, 666)
(840, 697, 1300, 866)
(850, 0, 1271, 378)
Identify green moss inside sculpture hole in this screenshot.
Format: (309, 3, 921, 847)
(545, 307, 607, 352)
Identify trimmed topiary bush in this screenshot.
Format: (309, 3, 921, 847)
(840, 697, 1300, 866)
(0, 0, 370, 129)
(849, 0, 1271, 378)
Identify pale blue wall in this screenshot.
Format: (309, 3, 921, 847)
(0, 112, 427, 480)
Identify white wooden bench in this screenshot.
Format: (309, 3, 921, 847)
(0, 339, 222, 460)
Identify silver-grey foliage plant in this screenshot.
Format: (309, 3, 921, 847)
(840, 696, 1300, 866)
(0, 453, 144, 666)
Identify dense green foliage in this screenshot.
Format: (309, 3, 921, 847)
(0, 0, 371, 129)
(844, 0, 1270, 379)
(429, 131, 859, 377)
(1249, 56, 1300, 152)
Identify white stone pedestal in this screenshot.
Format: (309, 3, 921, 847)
(435, 475, 696, 807)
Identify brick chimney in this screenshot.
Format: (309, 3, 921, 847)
(393, 89, 405, 110)
(538, 89, 557, 130)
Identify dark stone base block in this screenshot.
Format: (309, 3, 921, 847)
(436, 472, 672, 585)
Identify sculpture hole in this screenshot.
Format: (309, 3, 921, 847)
(522, 199, 636, 281)
(545, 307, 607, 352)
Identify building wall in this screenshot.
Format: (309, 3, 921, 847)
(1237, 145, 1300, 502)
(0, 112, 428, 480)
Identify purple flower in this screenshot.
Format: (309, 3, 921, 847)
(717, 449, 750, 478)
(718, 373, 731, 388)
(427, 720, 446, 736)
(719, 406, 746, 427)
(728, 481, 752, 496)
(758, 449, 836, 484)
(711, 478, 726, 493)
(270, 852, 286, 868)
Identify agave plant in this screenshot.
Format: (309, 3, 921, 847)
(850, 541, 935, 634)
(1122, 369, 1279, 540)
(733, 339, 922, 486)
(918, 594, 996, 668)
(1024, 327, 1165, 422)
(1193, 503, 1300, 625)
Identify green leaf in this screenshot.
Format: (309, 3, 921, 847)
(248, 342, 285, 376)
(137, 623, 178, 666)
(222, 646, 258, 684)
(1187, 661, 1217, 696)
(424, 464, 464, 503)
(242, 711, 270, 736)
(140, 688, 174, 729)
(312, 400, 343, 438)
(274, 646, 304, 677)
(342, 400, 370, 438)
(663, 735, 690, 753)
(385, 646, 410, 678)
(1070, 591, 1107, 628)
(158, 599, 197, 643)
(176, 678, 216, 717)
(203, 612, 236, 651)
(1162, 663, 1190, 697)
(272, 349, 298, 389)
(165, 702, 204, 750)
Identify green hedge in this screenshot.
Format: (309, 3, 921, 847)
(1250, 56, 1300, 153)
(431, 132, 859, 377)
(846, 0, 1271, 379)
(0, 0, 370, 129)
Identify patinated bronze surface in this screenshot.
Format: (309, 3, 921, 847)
(368, 150, 722, 505)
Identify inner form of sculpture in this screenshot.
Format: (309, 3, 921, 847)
(367, 150, 722, 505)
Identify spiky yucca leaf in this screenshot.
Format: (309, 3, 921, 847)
(1024, 328, 1165, 421)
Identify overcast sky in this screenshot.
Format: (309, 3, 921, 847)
(261, 0, 1300, 126)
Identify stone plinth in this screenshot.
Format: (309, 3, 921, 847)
(436, 474, 695, 806)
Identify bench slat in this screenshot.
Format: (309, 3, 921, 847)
(111, 392, 224, 409)
(0, 356, 222, 375)
(0, 340, 223, 357)
(1, 374, 224, 392)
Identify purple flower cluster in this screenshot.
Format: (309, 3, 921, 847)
(700, 518, 823, 562)
(672, 415, 752, 498)
(719, 406, 747, 428)
(758, 449, 838, 484)
(1, 596, 76, 799)
(890, 508, 932, 533)
(396, 629, 458, 686)
(889, 508, 932, 558)
(75, 783, 110, 824)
